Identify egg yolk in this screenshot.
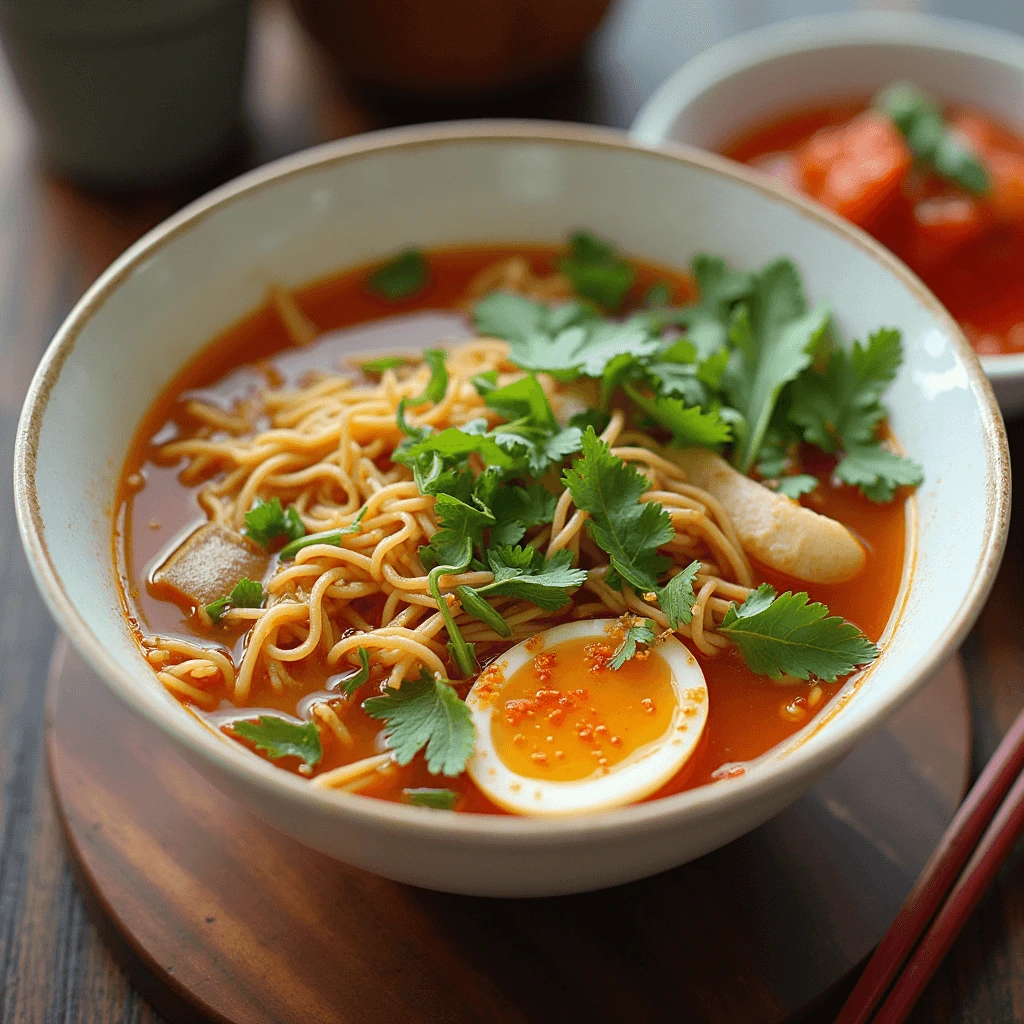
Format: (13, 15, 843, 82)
(489, 635, 677, 782)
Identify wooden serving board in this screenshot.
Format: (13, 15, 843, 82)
(45, 639, 970, 1024)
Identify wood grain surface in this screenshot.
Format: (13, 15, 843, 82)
(1, 1, 1023, 1021)
(46, 641, 970, 1024)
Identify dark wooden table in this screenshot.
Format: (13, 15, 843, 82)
(1, 1, 1023, 1020)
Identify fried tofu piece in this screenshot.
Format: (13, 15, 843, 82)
(152, 523, 269, 607)
(670, 448, 866, 584)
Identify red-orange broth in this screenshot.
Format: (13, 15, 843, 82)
(114, 245, 908, 813)
(722, 101, 1024, 356)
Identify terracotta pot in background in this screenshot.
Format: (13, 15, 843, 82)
(291, 0, 612, 103)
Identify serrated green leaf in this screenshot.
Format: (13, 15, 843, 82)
(363, 670, 475, 776)
(243, 497, 306, 548)
(232, 716, 322, 766)
(206, 576, 265, 624)
(834, 444, 924, 503)
(723, 260, 831, 472)
(562, 428, 673, 593)
(610, 618, 657, 670)
(719, 584, 879, 681)
(473, 545, 587, 611)
(659, 560, 700, 629)
(625, 385, 732, 447)
(772, 474, 819, 500)
(420, 493, 495, 571)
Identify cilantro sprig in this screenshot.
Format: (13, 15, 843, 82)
(404, 787, 459, 809)
(719, 584, 879, 681)
(562, 428, 673, 593)
(610, 618, 657, 670)
(232, 716, 322, 766)
(559, 230, 635, 310)
(206, 577, 265, 624)
(244, 497, 305, 548)
(364, 670, 475, 776)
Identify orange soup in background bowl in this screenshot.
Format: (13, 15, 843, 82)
(633, 11, 1024, 416)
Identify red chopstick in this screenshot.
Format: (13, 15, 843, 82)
(872, 765, 1024, 1022)
(836, 705, 1024, 1024)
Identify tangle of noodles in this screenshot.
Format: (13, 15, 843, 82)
(140, 285, 756, 713)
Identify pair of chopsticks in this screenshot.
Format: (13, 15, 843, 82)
(836, 706, 1024, 1023)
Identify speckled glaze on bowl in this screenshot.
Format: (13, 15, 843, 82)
(631, 11, 1024, 418)
(14, 122, 1009, 896)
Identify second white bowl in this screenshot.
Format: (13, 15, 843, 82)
(632, 11, 1024, 417)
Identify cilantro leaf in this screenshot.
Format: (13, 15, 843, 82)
(789, 328, 902, 454)
(232, 716, 322, 766)
(474, 545, 587, 611)
(483, 372, 558, 430)
(407, 347, 448, 406)
(489, 484, 557, 546)
(368, 249, 428, 300)
(243, 497, 306, 548)
(562, 428, 673, 593)
(718, 584, 879, 681)
(205, 576, 265, 624)
(420, 493, 495, 571)
(362, 356, 405, 374)
(772, 474, 819, 500)
(611, 618, 657, 670)
(363, 670, 476, 776)
(403, 787, 458, 809)
(676, 255, 754, 359)
(335, 647, 370, 697)
(722, 260, 831, 472)
(569, 408, 611, 434)
(834, 444, 924, 503)
(659, 560, 700, 629)
(279, 508, 366, 560)
(560, 230, 635, 310)
(399, 426, 518, 476)
(625, 385, 732, 447)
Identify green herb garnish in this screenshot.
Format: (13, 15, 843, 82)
(243, 497, 305, 548)
(610, 618, 658, 670)
(560, 230, 636, 310)
(279, 509, 366, 560)
(874, 81, 991, 196)
(403, 787, 459, 809)
(205, 576, 265, 624)
(659, 561, 700, 629)
(562, 428, 673, 594)
(232, 716, 322, 766)
(364, 669, 476, 776)
(362, 356, 406, 374)
(368, 249, 428, 300)
(718, 584, 879, 681)
(408, 347, 448, 405)
(336, 647, 371, 697)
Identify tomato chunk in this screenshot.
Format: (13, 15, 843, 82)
(797, 111, 912, 227)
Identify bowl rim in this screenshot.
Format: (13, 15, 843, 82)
(630, 9, 1024, 382)
(13, 119, 1010, 843)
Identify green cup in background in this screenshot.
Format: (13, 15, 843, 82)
(0, 0, 250, 189)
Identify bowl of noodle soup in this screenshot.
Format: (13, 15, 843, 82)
(15, 122, 1008, 895)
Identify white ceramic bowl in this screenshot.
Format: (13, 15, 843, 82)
(632, 11, 1024, 418)
(14, 122, 1009, 896)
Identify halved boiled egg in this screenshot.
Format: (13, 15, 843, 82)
(465, 618, 708, 816)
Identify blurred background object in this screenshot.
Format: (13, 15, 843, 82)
(291, 0, 611, 108)
(0, 0, 250, 188)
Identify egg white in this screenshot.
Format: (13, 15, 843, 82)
(465, 619, 709, 816)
